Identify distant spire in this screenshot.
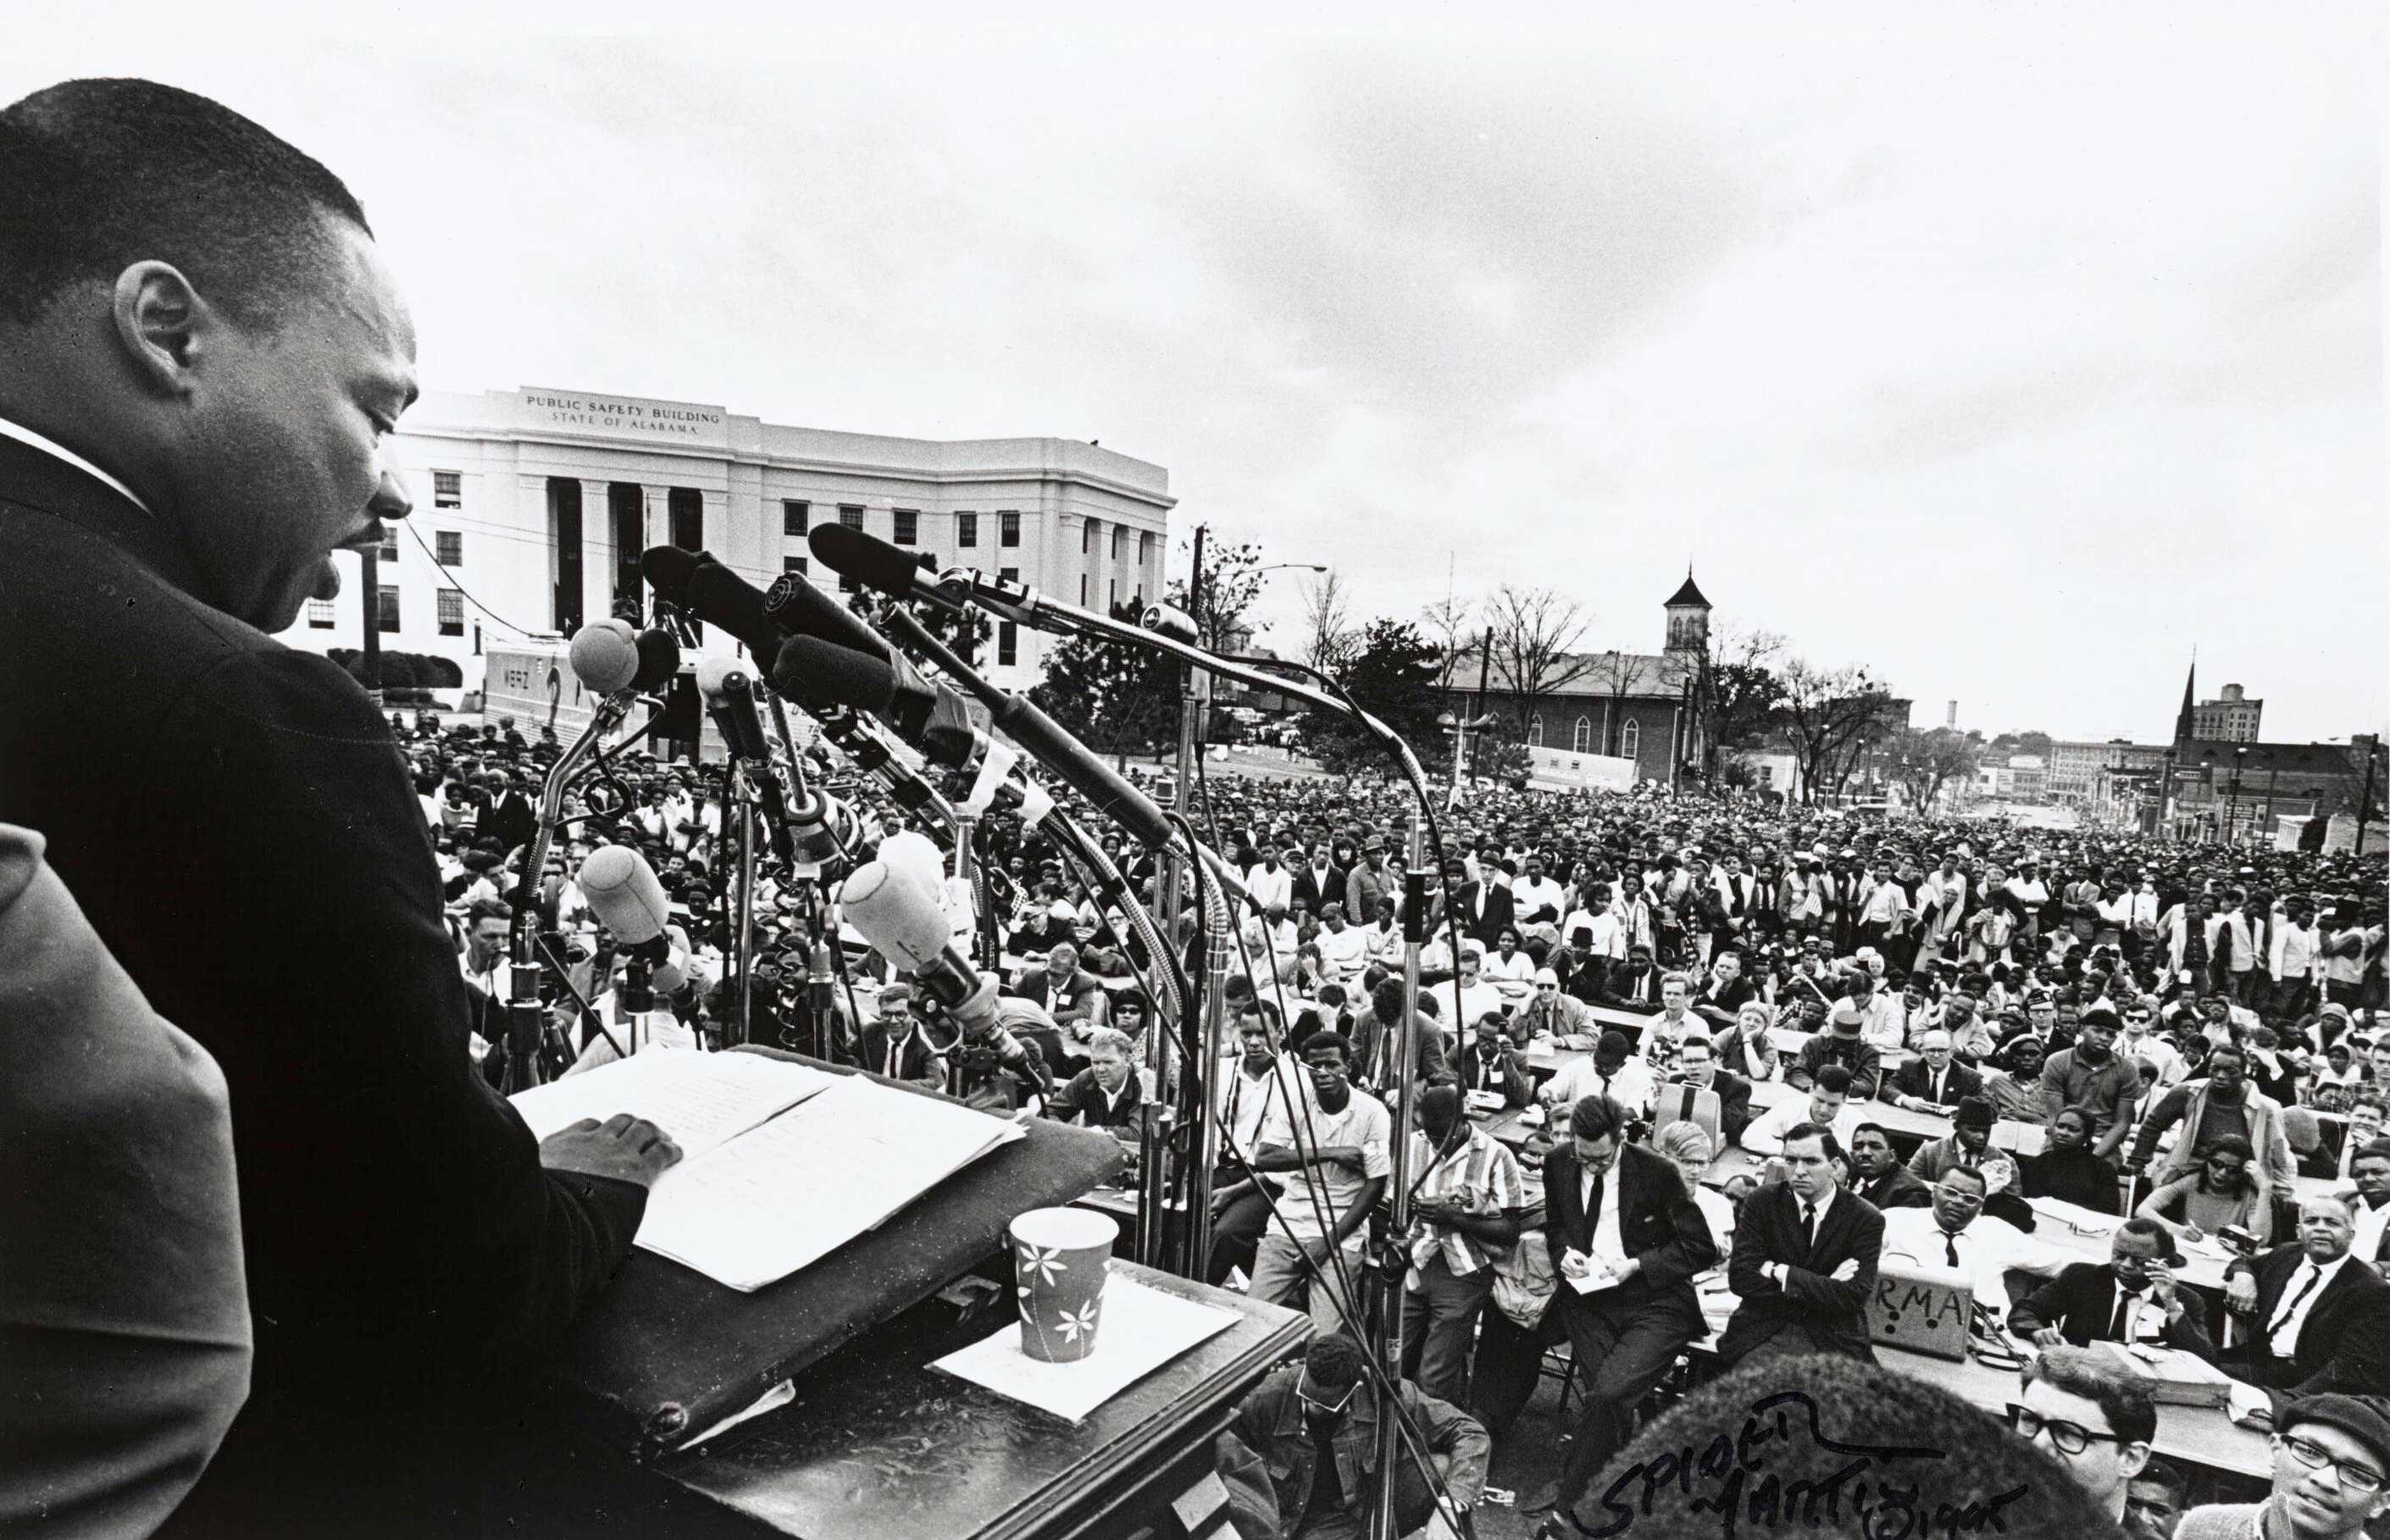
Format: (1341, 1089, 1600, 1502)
(2173, 651, 2198, 746)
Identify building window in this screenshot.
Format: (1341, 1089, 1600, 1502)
(1527, 715, 1544, 748)
(377, 530, 399, 562)
(1083, 518, 1098, 555)
(783, 500, 810, 537)
(957, 512, 978, 547)
(548, 478, 584, 635)
(784, 555, 808, 574)
(433, 470, 462, 508)
(377, 585, 401, 634)
(1140, 530, 1152, 565)
(839, 505, 864, 531)
(1108, 578, 1118, 611)
(893, 508, 918, 546)
(1112, 523, 1126, 560)
(435, 529, 463, 567)
(306, 598, 335, 629)
(609, 484, 643, 617)
(1079, 574, 1089, 605)
(1621, 718, 1640, 759)
(437, 589, 464, 637)
(998, 620, 1018, 666)
(1572, 717, 1592, 754)
(1000, 567, 1019, 585)
(1000, 510, 1020, 546)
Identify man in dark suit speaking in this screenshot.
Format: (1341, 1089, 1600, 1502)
(0, 80, 683, 1533)
(1716, 1122, 1885, 1366)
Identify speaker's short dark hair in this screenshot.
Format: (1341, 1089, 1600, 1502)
(0, 78, 371, 329)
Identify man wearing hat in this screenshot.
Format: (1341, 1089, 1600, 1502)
(1787, 1000, 1885, 1100)
(1909, 1095, 2001, 1183)
(2175, 1394, 2390, 1539)
(1345, 833, 1391, 932)
(2038, 1005, 2142, 1161)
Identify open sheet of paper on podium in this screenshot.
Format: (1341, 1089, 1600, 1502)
(512, 1051, 1024, 1291)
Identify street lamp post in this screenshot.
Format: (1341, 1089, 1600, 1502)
(1437, 710, 1496, 795)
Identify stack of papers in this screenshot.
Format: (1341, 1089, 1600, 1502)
(513, 1050, 1025, 1291)
(2026, 1196, 2120, 1236)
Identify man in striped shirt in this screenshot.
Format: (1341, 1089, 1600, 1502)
(1399, 1083, 1526, 1405)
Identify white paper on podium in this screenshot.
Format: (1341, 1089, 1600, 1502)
(509, 1047, 835, 1163)
(931, 1273, 1239, 1423)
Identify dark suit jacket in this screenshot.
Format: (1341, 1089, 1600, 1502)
(852, 1020, 943, 1084)
(485, 789, 537, 856)
(1541, 1142, 1717, 1319)
(1350, 1006, 1450, 1091)
(0, 438, 647, 1532)
(1293, 863, 1349, 917)
(1456, 1044, 1533, 1109)
(1718, 1183, 1885, 1363)
(1851, 1166, 1935, 1210)
(1883, 1057, 1985, 1109)
(1597, 965, 1665, 1012)
(2224, 1243, 2390, 1409)
(1, 824, 251, 1537)
(2007, 1262, 2217, 1359)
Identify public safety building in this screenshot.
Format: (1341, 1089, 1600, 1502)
(277, 385, 1176, 695)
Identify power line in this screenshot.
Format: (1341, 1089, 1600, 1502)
(402, 521, 539, 638)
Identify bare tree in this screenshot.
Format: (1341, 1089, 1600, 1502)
(1297, 568, 1358, 673)
(1694, 618, 1788, 780)
(1420, 593, 1476, 695)
(1590, 650, 1656, 757)
(1777, 659, 1903, 804)
(1888, 727, 1982, 812)
(1481, 584, 1600, 735)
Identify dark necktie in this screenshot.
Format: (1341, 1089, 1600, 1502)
(1585, 1171, 1605, 1250)
(1941, 1229, 1962, 1269)
(2265, 1266, 2322, 1342)
(2110, 1288, 2140, 1342)
(1800, 1201, 1818, 1253)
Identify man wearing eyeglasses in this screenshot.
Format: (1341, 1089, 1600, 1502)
(2219, 1191, 2390, 1419)
(2007, 1346, 2154, 1528)
(2175, 1393, 2390, 1540)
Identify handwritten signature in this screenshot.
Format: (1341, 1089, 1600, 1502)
(1575, 1391, 2029, 1539)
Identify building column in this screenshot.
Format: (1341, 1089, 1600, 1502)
(580, 479, 613, 634)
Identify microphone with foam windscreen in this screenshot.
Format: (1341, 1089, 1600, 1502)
(579, 845, 674, 964)
(569, 619, 641, 694)
(840, 860, 997, 1034)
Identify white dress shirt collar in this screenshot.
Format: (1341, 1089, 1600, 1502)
(0, 413, 154, 516)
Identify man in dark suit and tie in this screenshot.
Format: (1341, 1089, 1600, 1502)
(1651, 1035, 1753, 1145)
(1533, 1094, 1718, 1516)
(2009, 1216, 2218, 1358)
(1597, 942, 1666, 1013)
(1845, 1122, 1933, 1210)
(1455, 1022, 1533, 1109)
(2218, 1190, 2390, 1416)
(1882, 1028, 1984, 1113)
(1291, 846, 1347, 918)
(482, 766, 538, 858)
(1716, 1122, 1885, 1366)
(0, 80, 681, 1533)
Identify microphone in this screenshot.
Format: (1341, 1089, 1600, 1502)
(695, 656, 770, 762)
(840, 861, 997, 1034)
(807, 524, 965, 615)
(1140, 604, 1199, 647)
(773, 636, 979, 767)
(640, 546, 788, 668)
(579, 845, 674, 964)
(568, 619, 640, 694)
(764, 567, 895, 662)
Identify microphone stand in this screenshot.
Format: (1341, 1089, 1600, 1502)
(935, 586, 1433, 1540)
(501, 691, 633, 1092)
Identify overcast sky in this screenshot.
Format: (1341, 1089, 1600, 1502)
(14, 3, 2383, 744)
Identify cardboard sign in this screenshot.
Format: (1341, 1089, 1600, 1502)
(1869, 1260, 1973, 1360)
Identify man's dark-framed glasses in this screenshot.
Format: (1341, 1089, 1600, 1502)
(2005, 1404, 2124, 1455)
(2278, 1433, 2387, 1494)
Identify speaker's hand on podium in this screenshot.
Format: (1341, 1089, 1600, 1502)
(540, 1111, 684, 1188)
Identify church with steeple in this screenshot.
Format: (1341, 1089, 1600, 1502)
(1442, 568, 1722, 786)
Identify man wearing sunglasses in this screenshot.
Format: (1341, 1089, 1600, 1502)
(2175, 1393, 2390, 1540)
(2008, 1345, 2155, 1529)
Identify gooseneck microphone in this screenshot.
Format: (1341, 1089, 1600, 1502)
(694, 656, 770, 762)
(579, 845, 674, 964)
(840, 860, 996, 1034)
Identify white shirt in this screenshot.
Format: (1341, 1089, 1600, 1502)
(1316, 922, 1370, 980)
(1512, 875, 1567, 926)
(2352, 1196, 2390, 1268)
(1545, 1055, 1656, 1116)
(1218, 1056, 1301, 1155)
(0, 413, 154, 514)
(2268, 1252, 2354, 1358)
(1481, 948, 1535, 984)
(1767, 1185, 1837, 1287)
(1740, 1097, 1863, 1156)
(1256, 1084, 1392, 1243)
(1879, 1206, 2064, 1316)
(1245, 862, 1293, 913)
(1579, 1155, 1627, 1266)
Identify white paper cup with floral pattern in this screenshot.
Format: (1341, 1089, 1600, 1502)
(1009, 1207, 1117, 1362)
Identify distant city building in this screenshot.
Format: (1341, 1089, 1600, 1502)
(281, 385, 1173, 695)
(2192, 683, 2263, 742)
(2143, 660, 2380, 842)
(2047, 739, 2169, 804)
